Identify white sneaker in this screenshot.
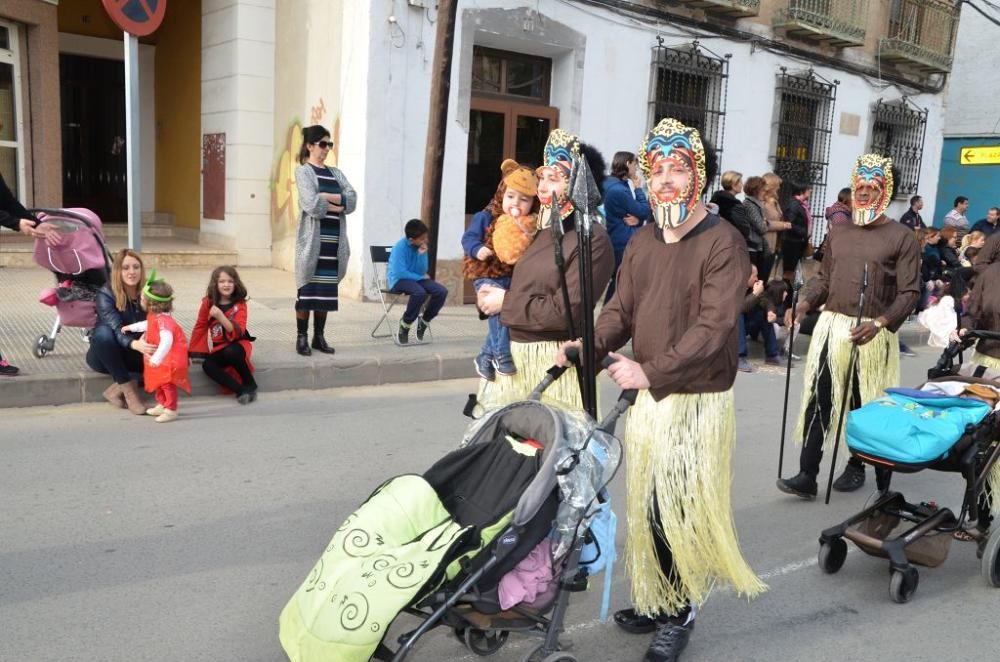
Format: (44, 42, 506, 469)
(146, 404, 165, 416)
(155, 409, 178, 423)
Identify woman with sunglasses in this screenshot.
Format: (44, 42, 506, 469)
(293, 125, 357, 356)
(86, 248, 153, 414)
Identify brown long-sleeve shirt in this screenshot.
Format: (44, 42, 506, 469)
(500, 219, 614, 343)
(594, 215, 751, 401)
(963, 262, 1000, 358)
(802, 220, 921, 332)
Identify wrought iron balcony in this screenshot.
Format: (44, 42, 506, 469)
(879, 0, 958, 73)
(773, 0, 868, 48)
(681, 0, 761, 17)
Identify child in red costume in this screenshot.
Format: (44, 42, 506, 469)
(123, 273, 190, 423)
(189, 266, 257, 404)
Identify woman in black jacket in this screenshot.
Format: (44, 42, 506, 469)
(780, 181, 812, 280)
(709, 170, 749, 239)
(86, 248, 153, 414)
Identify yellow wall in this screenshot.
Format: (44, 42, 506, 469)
(152, 0, 200, 229)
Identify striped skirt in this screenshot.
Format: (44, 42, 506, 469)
(296, 215, 340, 312)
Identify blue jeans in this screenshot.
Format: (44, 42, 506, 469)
(393, 279, 448, 325)
(738, 308, 779, 358)
(474, 277, 512, 361)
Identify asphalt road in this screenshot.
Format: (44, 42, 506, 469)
(2, 346, 997, 662)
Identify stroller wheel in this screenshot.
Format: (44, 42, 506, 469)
(818, 538, 848, 574)
(463, 628, 508, 656)
(34, 335, 51, 358)
(889, 567, 919, 604)
(980, 530, 1000, 587)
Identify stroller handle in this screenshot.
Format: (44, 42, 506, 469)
(929, 330, 1000, 379)
(528, 347, 580, 400)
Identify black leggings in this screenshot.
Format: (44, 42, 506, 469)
(800, 341, 890, 488)
(202, 343, 256, 394)
(649, 491, 690, 620)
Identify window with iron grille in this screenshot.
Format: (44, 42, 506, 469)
(648, 39, 730, 190)
(772, 67, 838, 246)
(869, 98, 927, 200)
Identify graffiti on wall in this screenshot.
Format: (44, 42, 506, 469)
(310, 97, 327, 125)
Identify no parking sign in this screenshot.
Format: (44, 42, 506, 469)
(101, 0, 167, 37)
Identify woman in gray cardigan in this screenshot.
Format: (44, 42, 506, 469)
(294, 125, 357, 356)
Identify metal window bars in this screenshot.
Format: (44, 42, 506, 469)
(772, 67, 839, 248)
(772, 0, 869, 47)
(880, 0, 959, 73)
(648, 38, 731, 194)
(869, 98, 928, 200)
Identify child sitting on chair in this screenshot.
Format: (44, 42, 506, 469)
(387, 219, 449, 344)
(122, 272, 191, 422)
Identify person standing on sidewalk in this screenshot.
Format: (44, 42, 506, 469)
(943, 196, 970, 243)
(294, 125, 357, 357)
(558, 118, 764, 662)
(899, 195, 926, 230)
(0, 172, 60, 375)
(603, 151, 651, 302)
(777, 154, 921, 499)
(87, 249, 153, 414)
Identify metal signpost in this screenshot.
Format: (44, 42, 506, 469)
(101, 0, 168, 251)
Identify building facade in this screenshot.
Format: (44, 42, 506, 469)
(935, 0, 1000, 227)
(1, 0, 961, 301)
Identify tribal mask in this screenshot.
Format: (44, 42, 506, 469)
(851, 154, 894, 226)
(638, 118, 706, 230)
(536, 129, 580, 229)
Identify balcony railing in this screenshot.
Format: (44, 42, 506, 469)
(879, 0, 958, 73)
(773, 0, 869, 48)
(682, 0, 761, 17)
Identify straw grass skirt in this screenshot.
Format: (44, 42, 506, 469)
(476, 340, 587, 412)
(622, 388, 766, 616)
(794, 311, 899, 453)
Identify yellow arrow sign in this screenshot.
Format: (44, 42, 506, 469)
(960, 145, 1000, 166)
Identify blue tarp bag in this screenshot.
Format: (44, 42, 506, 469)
(846, 388, 991, 465)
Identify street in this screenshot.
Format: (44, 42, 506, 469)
(2, 346, 999, 662)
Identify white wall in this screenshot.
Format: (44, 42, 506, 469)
(943, 2, 1000, 138)
(342, 0, 948, 289)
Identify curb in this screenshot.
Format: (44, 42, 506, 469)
(0, 349, 482, 409)
(0, 326, 934, 409)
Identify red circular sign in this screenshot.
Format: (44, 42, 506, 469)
(102, 0, 167, 37)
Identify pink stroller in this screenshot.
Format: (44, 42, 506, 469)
(30, 208, 112, 358)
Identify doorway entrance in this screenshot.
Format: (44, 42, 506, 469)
(60, 54, 127, 223)
(464, 47, 558, 303)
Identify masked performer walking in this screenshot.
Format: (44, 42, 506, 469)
(477, 129, 613, 410)
(559, 118, 765, 662)
(777, 155, 921, 498)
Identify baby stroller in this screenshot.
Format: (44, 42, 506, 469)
(29, 208, 112, 358)
(817, 330, 1000, 603)
(279, 359, 634, 662)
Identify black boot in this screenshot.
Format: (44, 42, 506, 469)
(644, 621, 693, 662)
(416, 317, 429, 341)
(776, 472, 818, 499)
(296, 333, 311, 356)
(311, 335, 336, 354)
(833, 464, 866, 492)
(397, 322, 410, 345)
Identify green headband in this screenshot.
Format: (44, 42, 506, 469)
(143, 269, 173, 303)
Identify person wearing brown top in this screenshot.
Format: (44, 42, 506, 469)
(778, 154, 921, 499)
(959, 261, 1000, 371)
(559, 118, 764, 662)
(476, 129, 613, 411)
(973, 230, 1000, 274)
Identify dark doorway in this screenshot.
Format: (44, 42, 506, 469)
(60, 54, 127, 223)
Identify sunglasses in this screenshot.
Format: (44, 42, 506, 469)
(314, 141, 334, 149)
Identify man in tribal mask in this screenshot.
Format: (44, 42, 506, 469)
(777, 154, 921, 498)
(558, 117, 764, 662)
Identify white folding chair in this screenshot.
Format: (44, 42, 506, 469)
(368, 245, 432, 346)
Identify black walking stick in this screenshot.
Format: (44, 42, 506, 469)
(824, 263, 870, 505)
(550, 197, 589, 405)
(569, 156, 602, 420)
(777, 264, 804, 478)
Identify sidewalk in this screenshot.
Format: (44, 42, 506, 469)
(0, 266, 932, 409)
(0, 266, 486, 408)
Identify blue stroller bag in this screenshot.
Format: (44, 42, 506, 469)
(847, 388, 992, 465)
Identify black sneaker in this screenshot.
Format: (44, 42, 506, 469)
(397, 323, 410, 345)
(644, 621, 692, 662)
(416, 318, 428, 341)
(614, 608, 664, 635)
(776, 472, 818, 499)
(899, 342, 917, 357)
(833, 465, 866, 492)
(0, 360, 19, 376)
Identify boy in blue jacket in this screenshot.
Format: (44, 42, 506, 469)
(387, 219, 449, 344)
